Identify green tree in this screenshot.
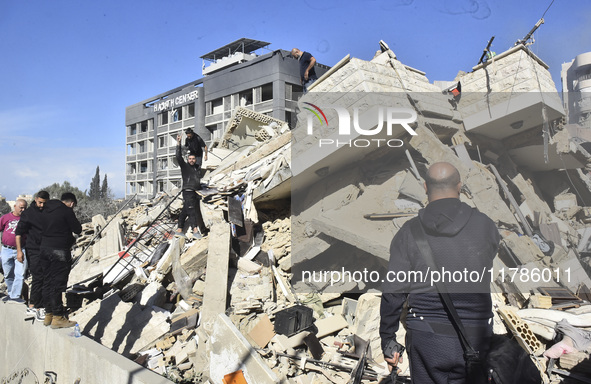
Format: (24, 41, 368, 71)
(42, 181, 86, 202)
(100, 174, 110, 200)
(0, 198, 10, 215)
(89, 166, 101, 200)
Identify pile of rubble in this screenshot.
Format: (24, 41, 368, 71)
(64, 40, 591, 384)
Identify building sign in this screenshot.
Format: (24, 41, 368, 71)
(153, 90, 199, 112)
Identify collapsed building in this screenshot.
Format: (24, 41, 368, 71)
(4, 40, 591, 384)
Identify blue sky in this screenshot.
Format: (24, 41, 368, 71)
(0, 0, 589, 200)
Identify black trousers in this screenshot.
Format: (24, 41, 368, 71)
(406, 326, 492, 384)
(40, 248, 72, 316)
(25, 248, 44, 308)
(178, 190, 206, 233)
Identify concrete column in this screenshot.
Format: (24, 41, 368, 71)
(196, 87, 208, 141)
(272, 80, 286, 121)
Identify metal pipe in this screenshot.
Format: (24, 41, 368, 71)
(72, 193, 138, 267)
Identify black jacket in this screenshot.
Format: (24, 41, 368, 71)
(176, 144, 201, 191)
(15, 201, 43, 250)
(380, 198, 500, 351)
(40, 199, 82, 250)
(185, 134, 206, 159)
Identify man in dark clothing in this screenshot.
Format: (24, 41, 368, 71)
(184, 128, 208, 167)
(15, 190, 49, 320)
(39, 192, 82, 329)
(291, 48, 317, 93)
(176, 134, 207, 239)
(380, 162, 500, 384)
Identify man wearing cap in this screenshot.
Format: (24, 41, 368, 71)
(184, 128, 208, 168)
(176, 134, 208, 239)
(0, 199, 28, 302)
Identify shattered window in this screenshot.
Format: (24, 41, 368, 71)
(158, 158, 168, 170)
(211, 98, 223, 115)
(186, 103, 195, 118)
(261, 83, 273, 102)
(160, 112, 169, 125)
(173, 108, 183, 122)
(239, 90, 253, 106)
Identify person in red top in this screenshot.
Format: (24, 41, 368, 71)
(0, 199, 28, 301)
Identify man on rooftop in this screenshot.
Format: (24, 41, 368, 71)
(291, 48, 317, 94)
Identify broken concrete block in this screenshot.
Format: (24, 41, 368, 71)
(502, 232, 545, 264)
(164, 339, 185, 360)
(138, 281, 167, 309)
(156, 336, 175, 351)
(170, 308, 199, 335)
(247, 314, 275, 348)
(315, 315, 349, 338)
(554, 193, 578, 211)
(209, 313, 278, 384)
(177, 361, 193, 371)
(237, 258, 263, 274)
(351, 293, 382, 360)
(192, 279, 206, 295)
(398, 171, 427, 204)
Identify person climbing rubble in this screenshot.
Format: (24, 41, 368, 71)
(175, 134, 208, 239)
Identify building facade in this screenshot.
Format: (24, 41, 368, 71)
(561, 51, 591, 128)
(125, 39, 328, 199)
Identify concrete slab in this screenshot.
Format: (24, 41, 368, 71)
(209, 313, 278, 384)
(0, 301, 173, 384)
(200, 223, 231, 333)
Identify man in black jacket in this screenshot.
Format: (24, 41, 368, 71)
(380, 162, 500, 384)
(39, 192, 82, 329)
(175, 134, 207, 239)
(184, 128, 207, 167)
(15, 190, 49, 319)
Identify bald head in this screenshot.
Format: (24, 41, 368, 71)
(424, 162, 461, 202)
(291, 48, 302, 58)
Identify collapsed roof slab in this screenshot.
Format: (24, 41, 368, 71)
(461, 91, 564, 141)
(219, 106, 288, 150)
(458, 46, 570, 170)
(409, 126, 520, 229)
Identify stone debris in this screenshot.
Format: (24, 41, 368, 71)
(54, 40, 591, 384)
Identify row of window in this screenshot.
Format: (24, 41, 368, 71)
(128, 120, 151, 136)
(127, 179, 181, 195)
(127, 156, 181, 174)
(159, 103, 196, 126)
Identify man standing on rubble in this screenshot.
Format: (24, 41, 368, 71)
(291, 48, 317, 93)
(16, 190, 49, 319)
(380, 162, 500, 384)
(0, 199, 28, 302)
(183, 127, 208, 167)
(175, 134, 208, 239)
(40, 192, 82, 329)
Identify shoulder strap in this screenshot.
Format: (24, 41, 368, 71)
(409, 219, 480, 359)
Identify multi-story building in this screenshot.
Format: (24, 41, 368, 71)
(125, 38, 328, 199)
(561, 51, 591, 128)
